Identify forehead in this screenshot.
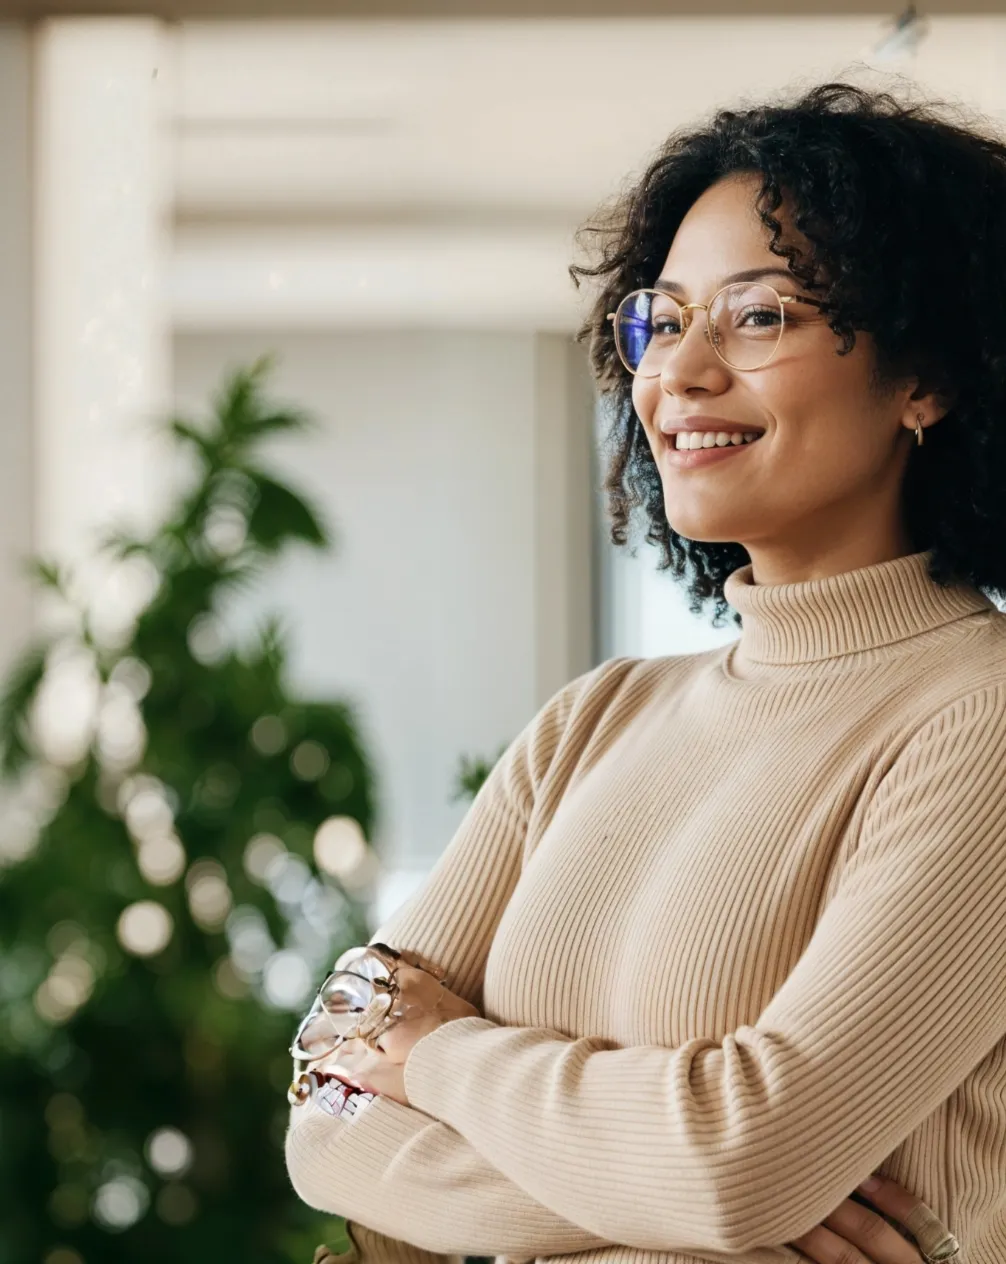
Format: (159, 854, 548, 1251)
(659, 173, 803, 290)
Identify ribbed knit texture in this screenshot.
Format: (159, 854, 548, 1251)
(287, 549, 1006, 1264)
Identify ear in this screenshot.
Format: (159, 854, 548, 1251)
(907, 376, 957, 425)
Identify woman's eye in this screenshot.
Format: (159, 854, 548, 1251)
(740, 306, 782, 326)
(652, 317, 681, 335)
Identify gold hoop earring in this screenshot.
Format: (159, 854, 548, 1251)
(914, 413, 925, 447)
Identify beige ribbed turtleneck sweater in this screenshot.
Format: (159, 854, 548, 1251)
(286, 549, 1006, 1264)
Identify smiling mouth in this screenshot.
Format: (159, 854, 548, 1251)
(666, 430, 765, 451)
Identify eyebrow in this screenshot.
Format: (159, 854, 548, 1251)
(653, 267, 801, 296)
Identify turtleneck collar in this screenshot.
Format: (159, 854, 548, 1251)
(723, 549, 996, 666)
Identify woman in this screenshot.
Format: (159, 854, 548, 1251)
(286, 81, 1006, 1264)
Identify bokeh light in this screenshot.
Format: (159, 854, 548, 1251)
(243, 831, 286, 883)
(203, 503, 248, 557)
(15, 762, 69, 836)
(108, 655, 152, 702)
(137, 833, 186, 885)
(116, 901, 173, 957)
(30, 645, 101, 767)
(88, 554, 161, 650)
(185, 859, 232, 930)
(250, 714, 286, 755)
(35, 952, 95, 1025)
(0, 802, 41, 866)
(145, 1126, 193, 1177)
(313, 815, 377, 890)
(261, 949, 312, 1010)
(95, 682, 148, 772)
(290, 739, 329, 781)
(225, 904, 275, 977)
(92, 1174, 149, 1231)
(264, 851, 310, 906)
(186, 613, 228, 666)
(121, 777, 175, 842)
(43, 1248, 84, 1264)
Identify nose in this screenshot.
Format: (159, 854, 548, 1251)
(657, 307, 731, 395)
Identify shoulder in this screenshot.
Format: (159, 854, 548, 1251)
(872, 617, 1006, 795)
(517, 651, 711, 793)
(899, 608, 1006, 736)
(542, 649, 713, 736)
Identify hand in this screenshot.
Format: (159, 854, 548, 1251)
(789, 1171, 957, 1263)
(326, 964, 480, 1106)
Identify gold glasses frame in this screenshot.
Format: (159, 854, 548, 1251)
(606, 282, 829, 376)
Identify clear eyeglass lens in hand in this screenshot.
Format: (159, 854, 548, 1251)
(290, 942, 446, 1063)
(614, 282, 788, 375)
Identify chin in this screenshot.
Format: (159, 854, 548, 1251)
(664, 511, 742, 544)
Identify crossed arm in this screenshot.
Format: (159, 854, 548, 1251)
(288, 670, 1006, 1260)
(285, 659, 638, 1260)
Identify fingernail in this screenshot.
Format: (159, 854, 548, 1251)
(859, 1175, 882, 1193)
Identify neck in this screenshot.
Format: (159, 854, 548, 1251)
(741, 522, 916, 588)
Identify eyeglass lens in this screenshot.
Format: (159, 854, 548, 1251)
(291, 945, 397, 1060)
(614, 283, 785, 375)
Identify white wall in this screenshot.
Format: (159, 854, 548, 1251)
(33, 18, 174, 604)
(0, 24, 33, 681)
(173, 329, 595, 915)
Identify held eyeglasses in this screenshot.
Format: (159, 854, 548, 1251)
(607, 281, 829, 376)
(289, 941, 447, 1069)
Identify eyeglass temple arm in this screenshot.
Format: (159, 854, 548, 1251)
(606, 294, 827, 319)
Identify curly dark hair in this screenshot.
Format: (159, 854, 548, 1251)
(571, 79, 1006, 628)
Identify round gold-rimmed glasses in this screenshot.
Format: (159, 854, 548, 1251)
(289, 941, 447, 1068)
(607, 282, 829, 376)
(287, 941, 450, 1108)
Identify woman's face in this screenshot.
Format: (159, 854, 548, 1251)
(630, 171, 933, 579)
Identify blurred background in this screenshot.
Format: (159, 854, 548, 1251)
(0, 1, 1002, 1261)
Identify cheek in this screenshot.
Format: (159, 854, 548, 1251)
(631, 377, 660, 439)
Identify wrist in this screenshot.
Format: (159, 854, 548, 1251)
(290, 1069, 377, 1121)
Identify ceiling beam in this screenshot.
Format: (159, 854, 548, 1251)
(5, 0, 1006, 18)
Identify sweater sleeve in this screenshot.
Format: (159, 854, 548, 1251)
(402, 684, 1006, 1256)
(285, 657, 639, 1258)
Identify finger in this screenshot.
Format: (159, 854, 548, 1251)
(789, 1222, 876, 1263)
(856, 1174, 925, 1226)
(394, 946, 447, 979)
(328, 1043, 381, 1088)
(375, 1011, 443, 1061)
(819, 1196, 924, 1263)
(857, 1175, 960, 1261)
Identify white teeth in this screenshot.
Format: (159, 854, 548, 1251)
(673, 430, 762, 450)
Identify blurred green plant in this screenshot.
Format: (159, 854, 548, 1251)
(0, 359, 379, 1264)
(450, 744, 509, 806)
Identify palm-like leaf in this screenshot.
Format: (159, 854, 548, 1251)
(245, 472, 328, 552)
(0, 642, 50, 775)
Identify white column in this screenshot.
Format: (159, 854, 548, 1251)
(0, 24, 33, 677)
(34, 18, 173, 626)
(533, 334, 596, 706)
